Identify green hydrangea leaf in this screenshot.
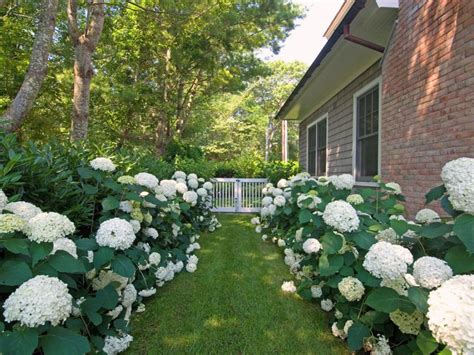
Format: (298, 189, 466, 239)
(41, 327, 90, 355)
(111, 254, 135, 278)
(453, 214, 474, 253)
(101, 196, 120, 211)
(366, 287, 415, 313)
(347, 322, 370, 351)
(0, 260, 32, 286)
(0, 328, 38, 355)
(416, 330, 439, 355)
(444, 245, 474, 274)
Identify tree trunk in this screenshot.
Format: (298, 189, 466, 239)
(0, 0, 58, 132)
(67, 0, 105, 141)
(70, 43, 93, 140)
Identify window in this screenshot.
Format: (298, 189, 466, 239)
(354, 81, 380, 181)
(307, 115, 327, 176)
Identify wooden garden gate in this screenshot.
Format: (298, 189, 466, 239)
(211, 178, 268, 213)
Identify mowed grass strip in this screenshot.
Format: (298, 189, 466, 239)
(128, 214, 347, 355)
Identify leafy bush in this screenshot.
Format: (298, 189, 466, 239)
(163, 140, 204, 162)
(174, 156, 216, 180)
(262, 160, 299, 184)
(253, 158, 474, 354)
(0, 148, 220, 354)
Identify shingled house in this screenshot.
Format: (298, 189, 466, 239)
(276, 0, 473, 215)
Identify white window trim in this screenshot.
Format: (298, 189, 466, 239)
(352, 77, 382, 187)
(306, 113, 329, 177)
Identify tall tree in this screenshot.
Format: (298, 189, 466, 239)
(67, 0, 104, 141)
(0, 0, 58, 132)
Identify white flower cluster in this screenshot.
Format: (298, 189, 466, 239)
(346, 194, 364, 205)
(338, 276, 365, 302)
(277, 179, 289, 189)
(385, 182, 402, 195)
(322, 201, 360, 233)
(4, 201, 42, 221)
(302, 238, 321, 254)
(186, 255, 199, 273)
(24, 212, 75, 243)
(367, 335, 392, 355)
(138, 288, 156, 298)
(311, 285, 322, 298)
(3, 275, 72, 327)
(441, 157, 474, 214)
(134, 172, 159, 189)
(329, 174, 355, 190)
(320, 298, 334, 312)
(52, 237, 78, 258)
(0, 213, 25, 233)
(148, 252, 161, 266)
(289, 173, 310, 187)
(273, 195, 286, 207)
(143, 227, 159, 239)
(103, 333, 134, 355)
(363, 241, 413, 280)
(183, 191, 198, 206)
(375, 228, 399, 244)
(281, 281, 296, 293)
(96, 218, 136, 250)
(427, 275, 474, 354)
(415, 208, 440, 224)
(0, 189, 7, 211)
(92, 271, 129, 292)
(90, 157, 116, 172)
(331, 320, 353, 339)
(412, 256, 452, 289)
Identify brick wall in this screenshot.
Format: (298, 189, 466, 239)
(299, 62, 381, 175)
(381, 0, 474, 216)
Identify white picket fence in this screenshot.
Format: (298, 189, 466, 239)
(211, 178, 268, 213)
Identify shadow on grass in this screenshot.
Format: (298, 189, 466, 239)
(127, 214, 347, 355)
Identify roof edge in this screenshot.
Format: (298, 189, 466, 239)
(275, 0, 367, 121)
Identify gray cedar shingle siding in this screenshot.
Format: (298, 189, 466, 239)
(299, 61, 381, 175)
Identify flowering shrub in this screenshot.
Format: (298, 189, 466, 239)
(0, 158, 220, 354)
(254, 157, 474, 354)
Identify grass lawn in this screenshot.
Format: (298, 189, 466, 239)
(127, 214, 347, 354)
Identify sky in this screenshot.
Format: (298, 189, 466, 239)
(259, 0, 344, 64)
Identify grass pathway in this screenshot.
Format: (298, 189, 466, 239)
(128, 214, 347, 354)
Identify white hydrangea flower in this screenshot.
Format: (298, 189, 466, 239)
(320, 299, 334, 312)
(0, 189, 8, 211)
(149, 252, 161, 266)
(389, 309, 423, 335)
(427, 275, 474, 354)
(183, 191, 198, 206)
(441, 157, 474, 214)
(103, 333, 134, 355)
(255, 225, 262, 234)
(329, 174, 355, 190)
(196, 188, 207, 197)
(385, 182, 402, 195)
(302, 238, 322, 254)
(138, 288, 156, 298)
(203, 181, 213, 191)
(96, 218, 136, 250)
(173, 171, 187, 180)
(290, 173, 310, 186)
(346, 194, 364, 205)
(338, 276, 365, 302)
(311, 285, 322, 298)
(121, 284, 137, 308)
(176, 182, 188, 194)
(51, 238, 78, 258)
(186, 262, 197, 273)
(90, 157, 116, 172)
(3, 275, 72, 327)
(273, 195, 286, 207)
(332, 322, 346, 339)
(4, 201, 42, 221)
(119, 201, 133, 213)
(369, 335, 392, 355)
(117, 175, 135, 185)
(413, 256, 453, 289)
(24, 212, 75, 243)
(276, 239, 285, 247)
(268, 204, 277, 215)
(415, 208, 441, 224)
(262, 196, 273, 207)
(363, 241, 413, 280)
(295, 228, 304, 241)
(0, 214, 25, 233)
(129, 219, 141, 234)
(281, 281, 296, 293)
(250, 217, 260, 225)
(106, 305, 123, 320)
(144, 227, 159, 239)
(159, 180, 177, 197)
(335, 309, 343, 319)
(134, 172, 159, 189)
(323, 201, 360, 233)
(381, 277, 409, 296)
(188, 178, 199, 189)
(277, 179, 289, 189)
(272, 188, 283, 196)
(261, 234, 268, 241)
(375, 228, 399, 244)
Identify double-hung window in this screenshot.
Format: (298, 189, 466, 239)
(307, 115, 328, 176)
(354, 80, 380, 181)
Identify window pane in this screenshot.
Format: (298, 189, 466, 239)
(317, 119, 326, 148)
(317, 147, 326, 176)
(357, 135, 378, 180)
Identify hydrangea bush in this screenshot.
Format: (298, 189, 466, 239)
(0, 158, 220, 355)
(254, 157, 474, 354)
